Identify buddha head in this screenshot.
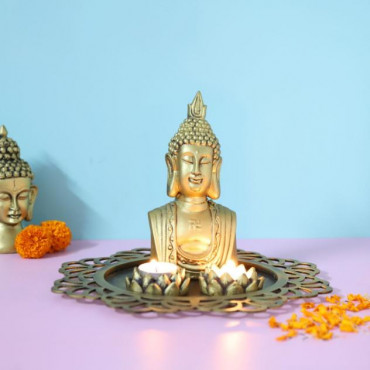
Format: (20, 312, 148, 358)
(166, 92, 222, 199)
(0, 125, 38, 253)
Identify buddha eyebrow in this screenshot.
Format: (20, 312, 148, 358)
(182, 152, 195, 157)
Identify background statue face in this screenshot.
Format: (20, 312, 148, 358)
(177, 144, 213, 197)
(0, 177, 38, 226)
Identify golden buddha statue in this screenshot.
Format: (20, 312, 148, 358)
(149, 92, 237, 275)
(0, 125, 38, 253)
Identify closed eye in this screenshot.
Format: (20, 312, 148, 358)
(200, 158, 211, 165)
(17, 191, 29, 201)
(0, 193, 10, 201)
(182, 156, 194, 164)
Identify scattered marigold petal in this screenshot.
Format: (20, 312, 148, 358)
(305, 324, 319, 335)
(347, 294, 363, 302)
(326, 314, 341, 327)
(41, 220, 72, 252)
(269, 294, 370, 341)
(301, 302, 315, 309)
(350, 316, 364, 326)
(339, 320, 357, 333)
(326, 295, 341, 304)
(315, 304, 329, 315)
(15, 225, 52, 258)
(286, 330, 297, 338)
(301, 308, 314, 317)
(268, 316, 280, 328)
(357, 302, 370, 310)
(276, 334, 290, 341)
(318, 331, 333, 340)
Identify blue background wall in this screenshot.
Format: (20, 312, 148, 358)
(0, 0, 369, 239)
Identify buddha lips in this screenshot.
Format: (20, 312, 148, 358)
(15, 220, 72, 258)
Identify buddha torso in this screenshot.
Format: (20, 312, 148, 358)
(149, 200, 237, 275)
(176, 198, 212, 260)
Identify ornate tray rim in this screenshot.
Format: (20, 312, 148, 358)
(52, 248, 333, 313)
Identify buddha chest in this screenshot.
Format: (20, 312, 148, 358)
(176, 207, 212, 259)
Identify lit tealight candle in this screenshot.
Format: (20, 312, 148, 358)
(212, 260, 247, 280)
(138, 259, 178, 278)
(200, 260, 263, 296)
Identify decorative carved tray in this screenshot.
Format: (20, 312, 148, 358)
(52, 248, 332, 313)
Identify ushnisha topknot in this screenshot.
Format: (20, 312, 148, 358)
(168, 91, 221, 162)
(0, 125, 34, 180)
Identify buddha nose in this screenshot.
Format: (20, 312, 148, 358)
(10, 197, 20, 212)
(192, 161, 201, 176)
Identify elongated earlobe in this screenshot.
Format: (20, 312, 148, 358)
(207, 157, 222, 199)
(166, 154, 180, 198)
(25, 185, 38, 221)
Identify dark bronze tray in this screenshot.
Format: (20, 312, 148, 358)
(52, 248, 332, 313)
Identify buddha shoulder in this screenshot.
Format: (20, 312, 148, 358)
(148, 202, 174, 219)
(210, 202, 236, 221)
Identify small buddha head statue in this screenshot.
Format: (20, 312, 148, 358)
(166, 92, 222, 199)
(0, 125, 38, 253)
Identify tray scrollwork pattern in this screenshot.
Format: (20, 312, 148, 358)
(52, 248, 332, 313)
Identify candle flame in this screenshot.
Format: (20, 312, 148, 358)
(139, 260, 178, 276)
(212, 260, 247, 280)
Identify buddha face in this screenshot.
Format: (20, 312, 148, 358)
(0, 177, 38, 226)
(177, 144, 214, 197)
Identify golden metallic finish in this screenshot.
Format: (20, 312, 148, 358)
(199, 266, 265, 296)
(52, 248, 333, 314)
(0, 126, 38, 253)
(126, 266, 190, 296)
(168, 91, 220, 161)
(149, 92, 236, 275)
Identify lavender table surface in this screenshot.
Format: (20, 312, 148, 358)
(1, 239, 369, 370)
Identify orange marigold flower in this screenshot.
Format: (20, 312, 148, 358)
(41, 220, 72, 252)
(268, 316, 280, 328)
(15, 225, 52, 258)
